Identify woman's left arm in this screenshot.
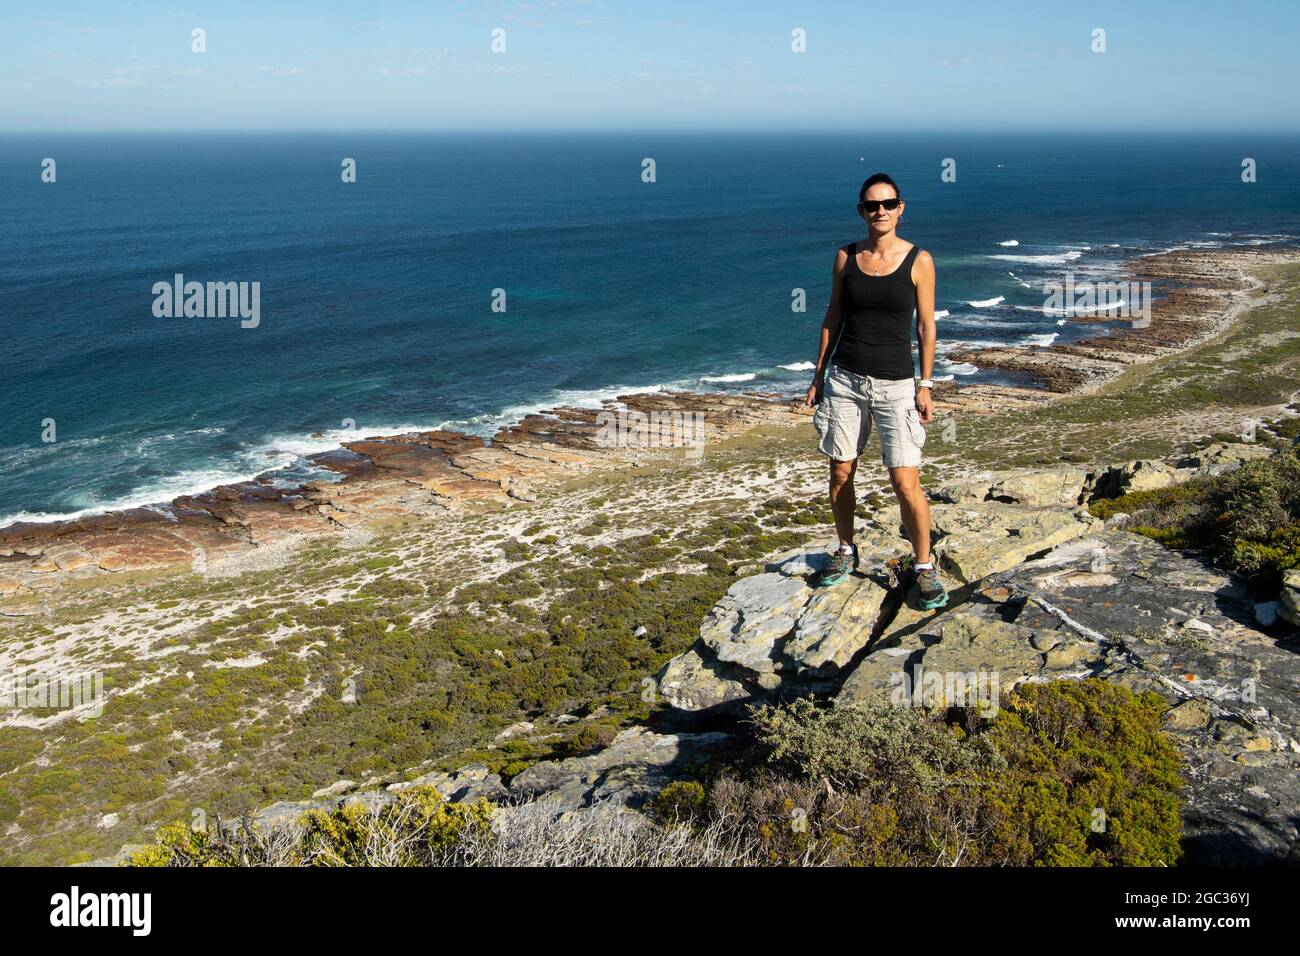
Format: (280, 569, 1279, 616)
(912, 250, 937, 424)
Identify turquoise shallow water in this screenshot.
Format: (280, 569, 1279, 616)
(1, 131, 1298, 524)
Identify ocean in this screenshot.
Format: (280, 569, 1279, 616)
(2, 131, 1299, 526)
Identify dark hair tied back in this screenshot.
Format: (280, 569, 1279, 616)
(858, 172, 900, 203)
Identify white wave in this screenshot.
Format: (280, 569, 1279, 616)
(943, 361, 979, 376)
(778, 361, 816, 371)
(937, 339, 1002, 353)
(933, 309, 950, 319)
(945, 315, 1042, 330)
(439, 383, 668, 437)
(1014, 300, 1127, 318)
(989, 251, 1084, 265)
(1021, 332, 1059, 347)
(968, 296, 1005, 308)
(1007, 271, 1033, 289)
(0, 463, 306, 530)
(699, 372, 758, 384)
(998, 239, 1019, 247)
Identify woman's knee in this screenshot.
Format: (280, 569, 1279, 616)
(889, 467, 921, 497)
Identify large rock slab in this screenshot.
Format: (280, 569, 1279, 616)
(1177, 441, 1274, 476)
(931, 502, 1098, 584)
(1280, 569, 1300, 627)
(835, 601, 945, 704)
(917, 610, 1046, 698)
(657, 543, 902, 712)
(934, 467, 1089, 507)
(508, 727, 732, 809)
(388, 763, 508, 803)
(787, 575, 893, 673)
(834, 528, 1300, 862)
(1093, 459, 1197, 497)
(698, 573, 811, 673)
(658, 646, 753, 713)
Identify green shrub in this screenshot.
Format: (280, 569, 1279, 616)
(981, 680, 1183, 866)
(0, 788, 21, 824)
(650, 781, 707, 824)
(749, 696, 1003, 794)
(124, 822, 240, 867)
(298, 788, 492, 866)
(700, 680, 1183, 866)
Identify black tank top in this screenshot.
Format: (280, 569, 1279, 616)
(832, 242, 920, 380)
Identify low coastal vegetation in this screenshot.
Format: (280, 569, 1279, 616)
(0, 498, 818, 864)
(124, 680, 1183, 867)
(124, 786, 494, 867)
(1089, 445, 1300, 598)
(655, 680, 1183, 867)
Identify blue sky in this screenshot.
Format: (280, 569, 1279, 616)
(2, 0, 1297, 131)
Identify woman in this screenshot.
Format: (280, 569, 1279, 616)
(805, 172, 947, 609)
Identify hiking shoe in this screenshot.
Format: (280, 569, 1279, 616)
(812, 545, 858, 588)
(915, 566, 949, 609)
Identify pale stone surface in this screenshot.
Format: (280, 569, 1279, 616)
(1280, 570, 1300, 626)
(698, 573, 811, 673)
(931, 502, 1097, 584)
(933, 467, 1089, 507)
(987, 467, 1090, 507)
(509, 727, 732, 809)
(657, 646, 751, 713)
(786, 575, 891, 673)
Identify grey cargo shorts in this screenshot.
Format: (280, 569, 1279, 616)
(812, 364, 926, 468)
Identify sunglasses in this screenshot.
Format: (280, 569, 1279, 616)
(858, 198, 902, 213)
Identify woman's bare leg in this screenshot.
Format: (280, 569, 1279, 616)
(830, 458, 858, 547)
(888, 465, 931, 563)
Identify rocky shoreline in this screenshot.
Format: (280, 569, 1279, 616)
(946, 247, 1299, 392)
(5, 245, 1292, 604)
(0, 391, 809, 601)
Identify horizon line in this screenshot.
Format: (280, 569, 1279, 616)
(3, 127, 1299, 136)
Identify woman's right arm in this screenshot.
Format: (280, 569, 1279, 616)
(806, 246, 849, 408)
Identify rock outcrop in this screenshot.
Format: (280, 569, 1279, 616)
(930, 501, 1098, 584)
(98, 447, 1299, 866)
(241, 727, 730, 837)
(946, 248, 1300, 393)
(658, 536, 910, 714)
(1282, 570, 1300, 627)
(508, 727, 733, 809)
(653, 457, 1299, 864)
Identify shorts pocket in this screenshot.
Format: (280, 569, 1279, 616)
(814, 370, 847, 435)
(905, 407, 927, 448)
(812, 398, 830, 436)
